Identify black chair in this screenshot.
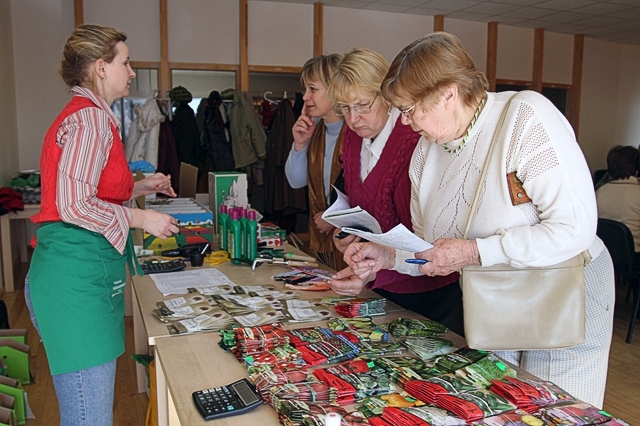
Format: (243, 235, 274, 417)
(597, 218, 640, 343)
(593, 169, 608, 187)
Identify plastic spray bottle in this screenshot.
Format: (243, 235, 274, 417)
(218, 204, 229, 251)
(246, 210, 258, 261)
(227, 209, 242, 264)
(238, 207, 248, 259)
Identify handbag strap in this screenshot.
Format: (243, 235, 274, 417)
(463, 93, 519, 240)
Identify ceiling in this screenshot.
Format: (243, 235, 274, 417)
(259, 0, 640, 45)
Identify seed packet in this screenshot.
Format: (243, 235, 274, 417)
(539, 402, 613, 425)
(454, 354, 517, 388)
(280, 299, 334, 323)
(166, 310, 233, 334)
(490, 377, 576, 410)
(328, 316, 390, 342)
(334, 298, 387, 318)
(404, 336, 457, 361)
(397, 405, 467, 425)
(433, 347, 489, 373)
(381, 317, 448, 337)
(436, 389, 517, 422)
(405, 374, 482, 404)
(357, 392, 424, 418)
(469, 409, 552, 425)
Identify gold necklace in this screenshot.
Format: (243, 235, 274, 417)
(443, 93, 487, 154)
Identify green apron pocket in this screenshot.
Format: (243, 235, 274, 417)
(100, 246, 127, 309)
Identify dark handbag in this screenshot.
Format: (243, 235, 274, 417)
(461, 93, 587, 351)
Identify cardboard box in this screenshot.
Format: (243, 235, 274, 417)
(0, 377, 25, 425)
(0, 331, 26, 346)
(0, 340, 30, 385)
(208, 172, 248, 232)
(143, 198, 214, 254)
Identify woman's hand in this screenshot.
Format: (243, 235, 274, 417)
(415, 238, 480, 276)
(333, 228, 360, 253)
(132, 173, 176, 198)
(313, 211, 334, 235)
(292, 105, 315, 150)
(343, 242, 396, 280)
(130, 209, 180, 239)
(328, 267, 374, 296)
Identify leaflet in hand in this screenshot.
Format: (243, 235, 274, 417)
(341, 223, 433, 253)
(322, 186, 382, 234)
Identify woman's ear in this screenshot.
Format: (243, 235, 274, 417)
(93, 59, 106, 80)
(442, 85, 458, 110)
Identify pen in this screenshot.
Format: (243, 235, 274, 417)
(405, 258, 428, 264)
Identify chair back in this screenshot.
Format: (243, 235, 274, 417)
(593, 169, 608, 186)
(597, 218, 636, 276)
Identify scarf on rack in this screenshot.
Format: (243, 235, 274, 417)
(307, 120, 346, 270)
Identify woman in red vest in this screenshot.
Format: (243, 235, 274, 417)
(28, 24, 178, 426)
(326, 48, 463, 335)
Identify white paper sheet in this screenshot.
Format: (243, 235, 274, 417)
(149, 268, 236, 295)
(341, 223, 433, 253)
(322, 186, 382, 234)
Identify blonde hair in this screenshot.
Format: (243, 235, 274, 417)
(381, 32, 488, 109)
(327, 47, 389, 104)
(300, 53, 342, 89)
(59, 24, 128, 88)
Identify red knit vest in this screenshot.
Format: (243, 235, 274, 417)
(32, 95, 133, 225)
(342, 116, 458, 293)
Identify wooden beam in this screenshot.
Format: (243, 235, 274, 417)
(239, 0, 249, 92)
(486, 22, 498, 92)
(531, 28, 544, 93)
(248, 65, 303, 74)
(130, 61, 161, 69)
(569, 34, 584, 138)
(74, 0, 83, 27)
(170, 62, 239, 71)
(159, 0, 171, 97)
(314, 2, 323, 56)
(433, 15, 444, 32)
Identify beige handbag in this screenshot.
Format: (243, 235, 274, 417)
(461, 93, 587, 351)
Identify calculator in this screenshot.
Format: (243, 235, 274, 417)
(140, 259, 187, 274)
(192, 378, 263, 420)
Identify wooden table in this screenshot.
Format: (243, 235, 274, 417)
(0, 204, 39, 291)
(153, 308, 464, 426)
(130, 244, 357, 425)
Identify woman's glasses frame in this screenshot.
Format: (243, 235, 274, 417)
(334, 94, 379, 116)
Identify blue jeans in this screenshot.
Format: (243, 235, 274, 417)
(24, 272, 40, 335)
(53, 360, 117, 426)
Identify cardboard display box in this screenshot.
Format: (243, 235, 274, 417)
(143, 198, 214, 254)
(208, 172, 248, 232)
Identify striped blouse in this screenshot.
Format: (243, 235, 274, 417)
(54, 86, 132, 253)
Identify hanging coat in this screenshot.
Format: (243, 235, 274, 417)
(125, 98, 164, 168)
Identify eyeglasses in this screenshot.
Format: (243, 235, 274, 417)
(398, 102, 419, 118)
(334, 94, 378, 116)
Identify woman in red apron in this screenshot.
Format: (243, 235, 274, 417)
(29, 24, 179, 426)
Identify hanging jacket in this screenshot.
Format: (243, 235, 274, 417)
(125, 98, 165, 168)
(173, 101, 201, 169)
(201, 91, 235, 172)
(230, 90, 267, 168)
(264, 99, 307, 214)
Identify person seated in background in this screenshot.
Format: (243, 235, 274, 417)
(596, 145, 640, 252)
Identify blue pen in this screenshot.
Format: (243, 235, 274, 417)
(405, 258, 428, 264)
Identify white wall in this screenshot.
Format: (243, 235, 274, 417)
(0, 1, 18, 185)
(248, 1, 313, 66)
(323, 6, 433, 62)
(8, 0, 640, 175)
(579, 38, 622, 172)
(11, 0, 74, 172)
(168, 0, 238, 64)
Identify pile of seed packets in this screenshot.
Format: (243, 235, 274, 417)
(313, 358, 395, 404)
(154, 289, 235, 334)
(334, 297, 387, 318)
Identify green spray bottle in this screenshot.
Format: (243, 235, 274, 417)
(246, 210, 258, 261)
(238, 207, 248, 259)
(227, 208, 242, 264)
(218, 204, 229, 252)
